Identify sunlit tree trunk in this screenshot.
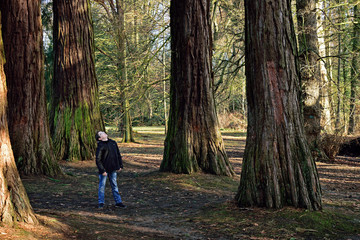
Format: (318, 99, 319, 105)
(0, 14, 38, 225)
(317, 1, 332, 134)
(117, 0, 134, 143)
(236, 0, 322, 210)
(335, 2, 342, 132)
(348, 5, 359, 134)
(296, 0, 323, 157)
(163, 4, 168, 134)
(0, 0, 61, 175)
(51, 0, 104, 161)
(161, 0, 234, 176)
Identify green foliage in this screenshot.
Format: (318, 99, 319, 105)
(41, 1, 54, 107)
(91, 0, 248, 131)
(317, 0, 360, 134)
(92, 0, 170, 131)
(211, 0, 246, 116)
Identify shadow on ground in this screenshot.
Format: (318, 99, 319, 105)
(8, 128, 360, 239)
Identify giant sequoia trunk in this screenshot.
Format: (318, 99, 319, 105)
(235, 0, 322, 210)
(0, 0, 61, 175)
(0, 14, 38, 225)
(51, 0, 104, 161)
(296, 0, 324, 158)
(160, 0, 234, 176)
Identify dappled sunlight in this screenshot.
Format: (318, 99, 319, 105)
(125, 153, 162, 160)
(124, 153, 162, 170)
(133, 126, 166, 134)
(222, 135, 246, 141)
(316, 160, 360, 212)
(0, 213, 74, 239)
(20, 128, 360, 239)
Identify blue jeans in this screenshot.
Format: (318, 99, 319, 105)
(98, 171, 122, 204)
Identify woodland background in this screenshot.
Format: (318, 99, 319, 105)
(0, 0, 359, 239)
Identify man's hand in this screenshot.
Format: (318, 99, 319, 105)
(117, 168, 123, 172)
(102, 172, 107, 176)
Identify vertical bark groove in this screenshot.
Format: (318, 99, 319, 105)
(51, 0, 104, 161)
(236, 0, 322, 210)
(161, 0, 234, 176)
(0, 0, 61, 175)
(0, 12, 38, 225)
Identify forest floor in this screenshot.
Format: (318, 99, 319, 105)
(1, 126, 360, 240)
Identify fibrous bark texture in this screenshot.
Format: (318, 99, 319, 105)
(296, 0, 324, 159)
(51, 0, 104, 161)
(0, 13, 38, 225)
(0, 0, 61, 175)
(161, 0, 234, 176)
(235, 0, 322, 210)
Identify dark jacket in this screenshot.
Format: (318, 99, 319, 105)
(96, 139, 123, 174)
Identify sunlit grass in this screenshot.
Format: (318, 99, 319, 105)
(133, 126, 165, 133)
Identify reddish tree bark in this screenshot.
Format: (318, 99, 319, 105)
(51, 0, 104, 161)
(235, 0, 322, 210)
(0, 12, 38, 225)
(0, 0, 61, 175)
(160, 0, 234, 176)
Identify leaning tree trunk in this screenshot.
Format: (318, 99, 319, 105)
(160, 0, 234, 176)
(235, 0, 322, 210)
(0, 14, 38, 226)
(0, 0, 61, 175)
(51, 0, 104, 161)
(296, 0, 325, 160)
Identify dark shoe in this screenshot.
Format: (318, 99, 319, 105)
(115, 202, 126, 208)
(98, 203, 105, 209)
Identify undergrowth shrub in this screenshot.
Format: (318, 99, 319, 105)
(320, 133, 346, 161)
(218, 112, 247, 131)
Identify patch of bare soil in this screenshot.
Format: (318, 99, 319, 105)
(6, 130, 360, 239)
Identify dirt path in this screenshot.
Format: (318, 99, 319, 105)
(6, 129, 360, 239)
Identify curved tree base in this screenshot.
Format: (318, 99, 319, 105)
(16, 147, 63, 177)
(0, 154, 38, 226)
(51, 103, 103, 161)
(161, 129, 234, 176)
(1, 42, 38, 225)
(235, 135, 322, 210)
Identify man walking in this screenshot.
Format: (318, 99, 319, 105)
(95, 131, 126, 208)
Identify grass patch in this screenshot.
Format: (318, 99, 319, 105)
(278, 209, 360, 238)
(192, 203, 360, 239)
